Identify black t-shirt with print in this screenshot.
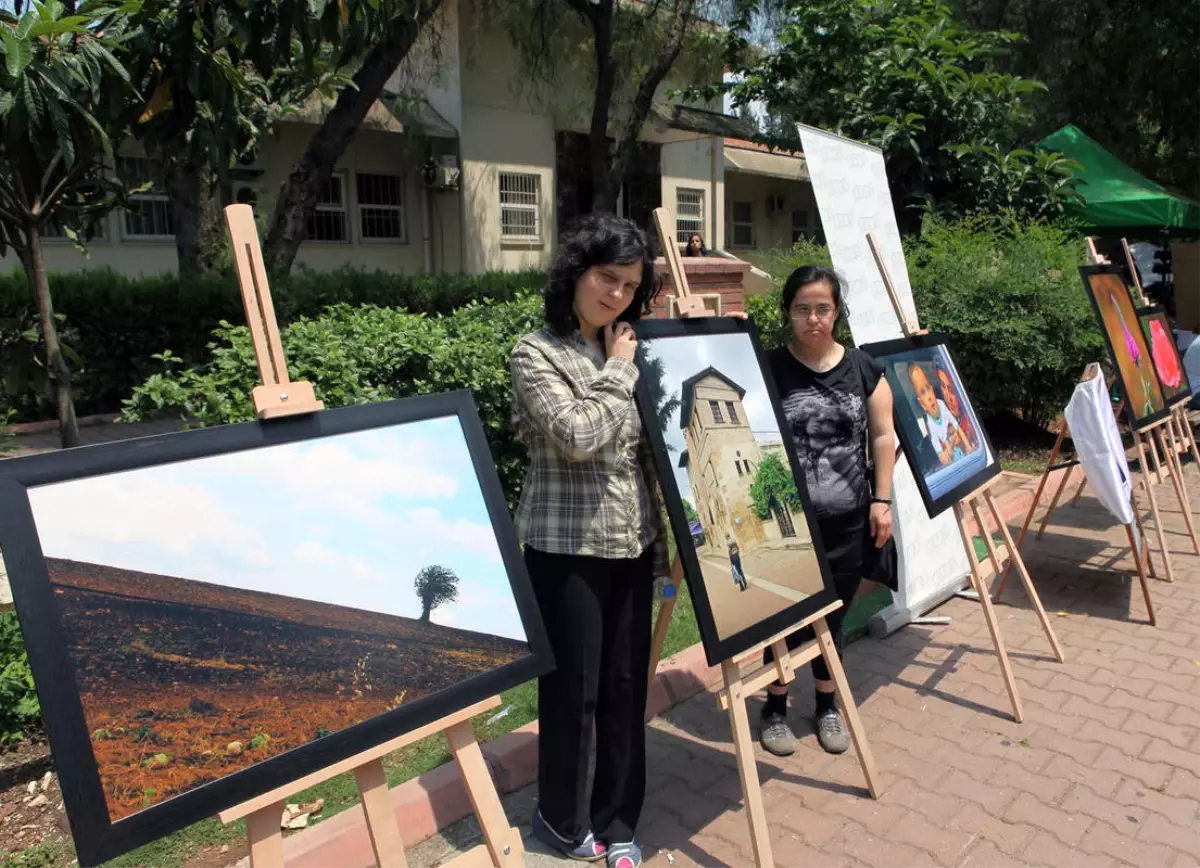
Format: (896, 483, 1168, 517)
(766, 346, 884, 519)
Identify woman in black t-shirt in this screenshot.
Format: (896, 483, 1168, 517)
(759, 265, 896, 757)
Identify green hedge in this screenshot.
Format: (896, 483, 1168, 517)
(122, 294, 545, 511)
(0, 267, 543, 422)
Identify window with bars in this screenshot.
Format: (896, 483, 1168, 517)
(726, 401, 739, 424)
(306, 173, 347, 242)
(676, 188, 704, 243)
(709, 400, 724, 424)
(356, 173, 405, 241)
(730, 201, 754, 247)
(791, 208, 810, 244)
(499, 172, 541, 242)
(120, 157, 173, 239)
(44, 217, 107, 242)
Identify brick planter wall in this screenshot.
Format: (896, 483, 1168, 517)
(651, 257, 749, 318)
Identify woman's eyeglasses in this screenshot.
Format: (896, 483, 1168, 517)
(789, 304, 836, 321)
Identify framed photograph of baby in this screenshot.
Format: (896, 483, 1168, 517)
(860, 334, 1001, 518)
(632, 316, 838, 667)
(1136, 304, 1192, 409)
(0, 392, 552, 866)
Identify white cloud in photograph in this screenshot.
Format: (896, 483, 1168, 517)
(27, 416, 526, 642)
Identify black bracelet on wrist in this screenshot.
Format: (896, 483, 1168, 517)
(871, 497, 892, 506)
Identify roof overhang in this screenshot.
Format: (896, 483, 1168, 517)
(724, 146, 809, 182)
(650, 103, 757, 141)
(287, 91, 458, 139)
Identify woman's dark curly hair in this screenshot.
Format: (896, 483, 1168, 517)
(544, 212, 662, 336)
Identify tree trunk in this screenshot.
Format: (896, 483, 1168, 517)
(263, 0, 443, 276)
(419, 602, 431, 622)
(167, 161, 223, 277)
(588, 4, 619, 214)
(24, 223, 79, 449)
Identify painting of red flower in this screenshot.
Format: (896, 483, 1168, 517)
(1139, 307, 1192, 405)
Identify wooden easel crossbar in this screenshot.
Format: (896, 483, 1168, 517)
(644, 207, 881, 868)
(865, 231, 1064, 724)
(217, 204, 524, 868)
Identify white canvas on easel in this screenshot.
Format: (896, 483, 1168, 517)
(1063, 368, 1135, 526)
(797, 124, 971, 634)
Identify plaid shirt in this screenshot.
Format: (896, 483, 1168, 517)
(511, 327, 669, 576)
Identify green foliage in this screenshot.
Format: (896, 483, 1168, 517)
(907, 217, 1102, 427)
(713, 0, 1080, 229)
(0, 267, 543, 421)
(121, 293, 544, 509)
(1, 408, 16, 453)
(0, 612, 40, 745)
(680, 498, 699, 523)
(414, 565, 459, 622)
(748, 452, 801, 520)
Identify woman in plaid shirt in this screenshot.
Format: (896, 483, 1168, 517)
(511, 214, 741, 868)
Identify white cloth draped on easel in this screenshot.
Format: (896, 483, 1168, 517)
(1063, 367, 1134, 525)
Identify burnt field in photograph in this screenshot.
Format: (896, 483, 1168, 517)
(46, 557, 528, 822)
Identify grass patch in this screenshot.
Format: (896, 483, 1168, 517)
(0, 843, 73, 868)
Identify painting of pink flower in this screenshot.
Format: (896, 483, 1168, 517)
(1148, 318, 1184, 390)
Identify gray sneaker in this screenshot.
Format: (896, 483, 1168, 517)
(760, 712, 796, 756)
(815, 708, 850, 754)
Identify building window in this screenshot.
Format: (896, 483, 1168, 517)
(304, 173, 347, 242)
(676, 188, 704, 243)
(726, 401, 739, 424)
(709, 400, 724, 424)
(730, 201, 754, 247)
(500, 172, 541, 242)
(735, 460, 744, 477)
(792, 209, 810, 244)
(120, 157, 173, 239)
(44, 217, 107, 242)
(357, 173, 405, 241)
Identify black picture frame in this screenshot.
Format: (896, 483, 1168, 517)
(1080, 264, 1172, 431)
(1135, 303, 1193, 410)
(631, 315, 838, 667)
(860, 333, 1002, 518)
(0, 391, 554, 867)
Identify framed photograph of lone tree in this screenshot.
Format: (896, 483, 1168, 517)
(0, 392, 552, 866)
(860, 334, 1001, 518)
(1136, 304, 1192, 408)
(1081, 265, 1169, 430)
(632, 316, 837, 666)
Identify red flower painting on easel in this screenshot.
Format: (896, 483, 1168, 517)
(1139, 308, 1190, 403)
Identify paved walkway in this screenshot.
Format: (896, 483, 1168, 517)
(418, 466, 1200, 868)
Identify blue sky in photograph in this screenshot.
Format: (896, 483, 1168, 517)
(642, 332, 780, 501)
(27, 416, 527, 642)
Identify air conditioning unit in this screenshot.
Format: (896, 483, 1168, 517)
(767, 194, 786, 215)
(423, 154, 461, 191)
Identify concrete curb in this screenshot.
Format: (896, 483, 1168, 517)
(242, 644, 723, 867)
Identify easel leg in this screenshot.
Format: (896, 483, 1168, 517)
(1178, 408, 1200, 471)
(954, 501, 1024, 723)
(997, 423, 1066, 600)
(721, 660, 773, 868)
(1158, 425, 1200, 554)
(983, 490, 1065, 663)
(1124, 524, 1157, 626)
(444, 721, 524, 868)
(355, 759, 409, 868)
(246, 801, 285, 868)
(813, 618, 881, 799)
(1069, 474, 1088, 507)
(1149, 430, 1166, 484)
(970, 498, 1003, 580)
(1131, 495, 1159, 579)
(1137, 433, 1175, 581)
(646, 557, 683, 714)
(1037, 466, 1074, 541)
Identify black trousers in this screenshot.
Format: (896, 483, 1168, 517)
(764, 507, 873, 682)
(525, 545, 653, 845)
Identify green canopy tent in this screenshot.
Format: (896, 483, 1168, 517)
(1036, 124, 1200, 236)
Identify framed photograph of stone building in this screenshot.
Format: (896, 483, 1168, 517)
(633, 317, 838, 665)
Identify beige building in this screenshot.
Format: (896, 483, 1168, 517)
(677, 367, 804, 559)
(2, 1, 817, 279)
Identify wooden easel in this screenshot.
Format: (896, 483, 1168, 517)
(645, 207, 880, 868)
(993, 364, 1157, 624)
(866, 232, 1064, 724)
(218, 204, 525, 868)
